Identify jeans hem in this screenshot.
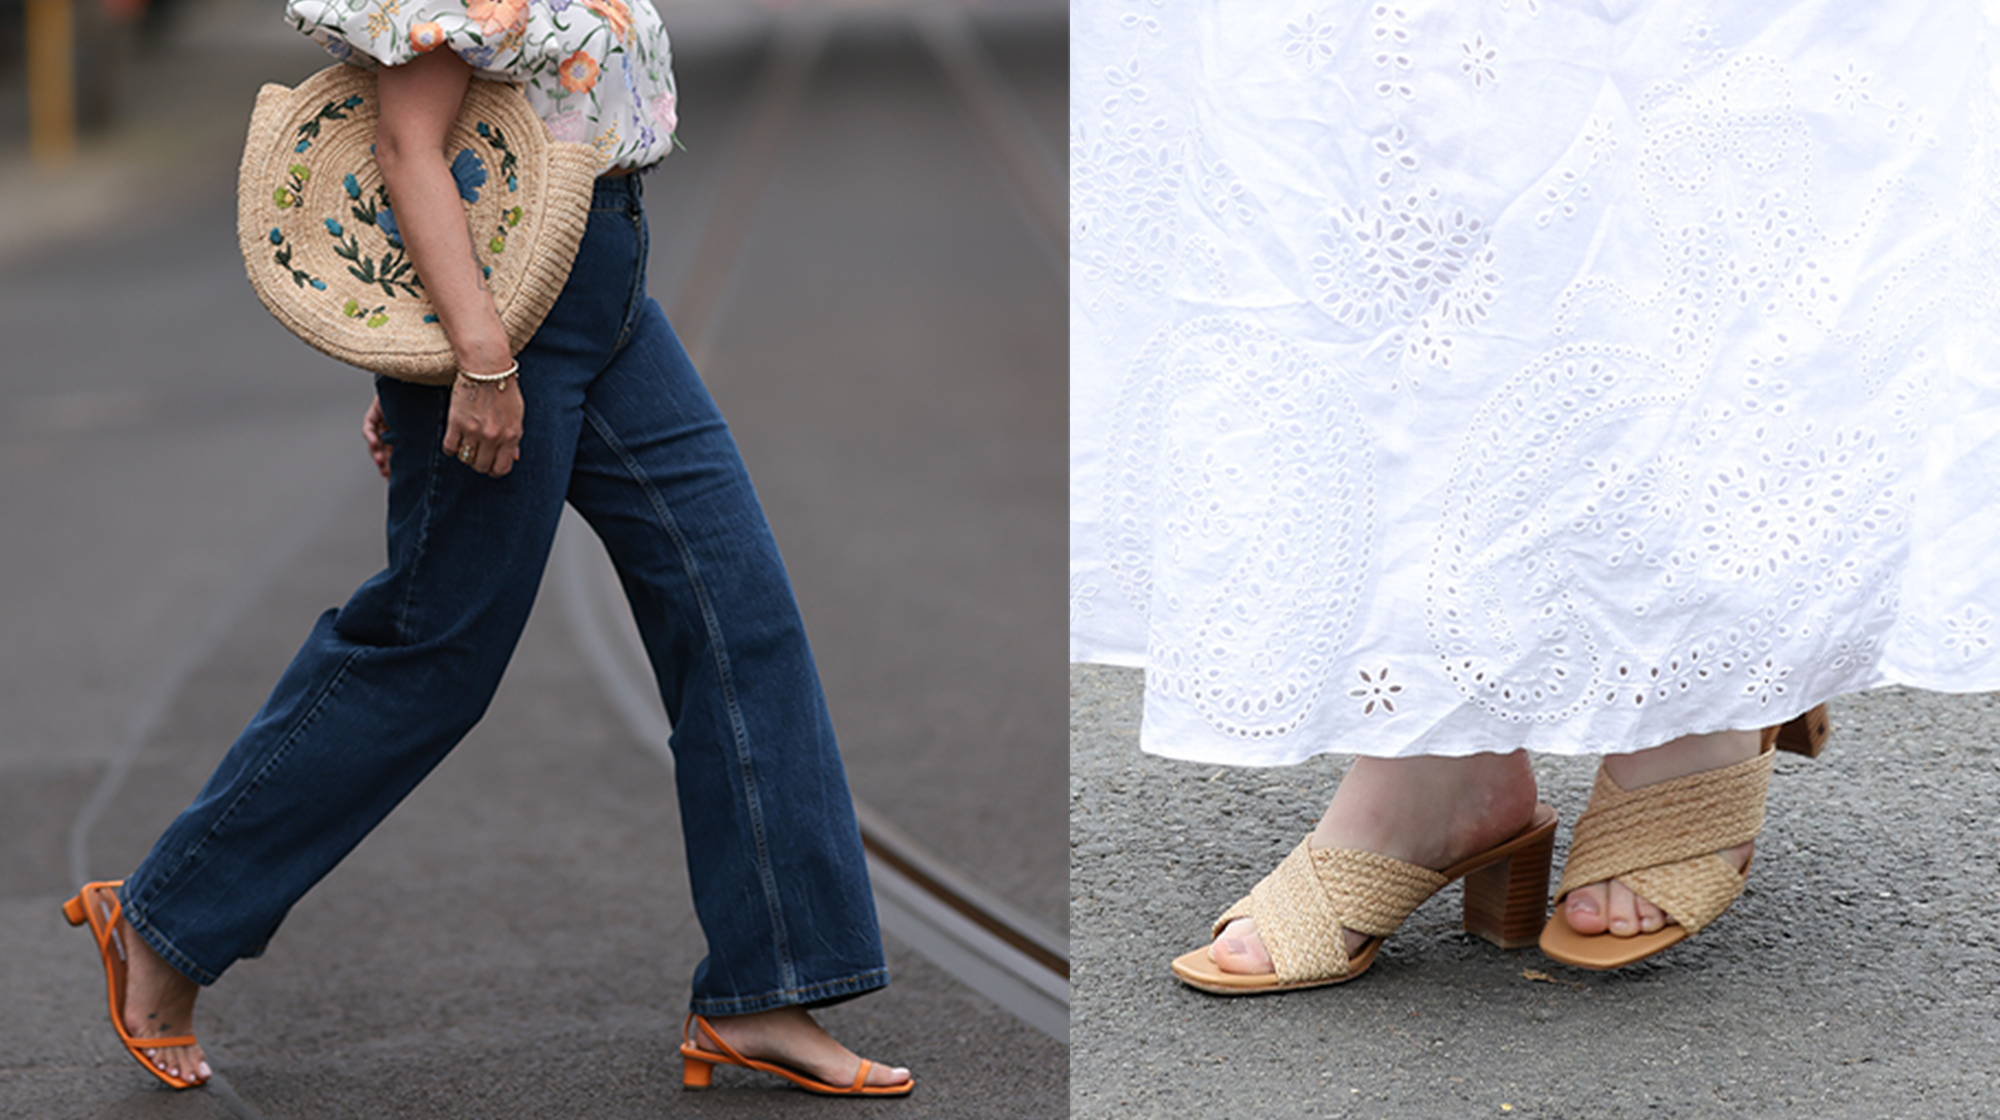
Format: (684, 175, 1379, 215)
(118, 889, 219, 988)
(687, 966, 890, 1018)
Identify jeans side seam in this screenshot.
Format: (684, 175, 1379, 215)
(392, 394, 451, 644)
(580, 402, 799, 994)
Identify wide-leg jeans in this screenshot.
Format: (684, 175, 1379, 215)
(121, 176, 889, 1017)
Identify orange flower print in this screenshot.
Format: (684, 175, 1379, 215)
(557, 50, 600, 94)
(408, 20, 445, 52)
(581, 0, 631, 43)
(465, 0, 528, 38)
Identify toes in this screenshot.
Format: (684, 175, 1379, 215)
(1208, 918, 1273, 975)
(870, 1063, 912, 1087)
(1562, 882, 1609, 935)
(1605, 879, 1643, 936)
(1635, 894, 1667, 933)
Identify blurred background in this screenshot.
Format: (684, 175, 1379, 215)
(1, 0, 1064, 1115)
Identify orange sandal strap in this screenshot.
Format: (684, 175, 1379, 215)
(682, 1014, 905, 1096)
(67, 881, 207, 1089)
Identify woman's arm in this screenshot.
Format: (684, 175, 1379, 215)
(374, 49, 523, 478)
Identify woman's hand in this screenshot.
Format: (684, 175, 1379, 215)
(445, 376, 524, 477)
(363, 396, 394, 479)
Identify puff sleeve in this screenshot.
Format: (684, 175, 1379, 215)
(285, 0, 679, 170)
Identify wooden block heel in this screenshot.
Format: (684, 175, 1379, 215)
(1762, 703, 1831, 758)
(1461, 824, 1555, 950)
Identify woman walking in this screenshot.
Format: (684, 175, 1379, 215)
(66, 0, 911, 1096)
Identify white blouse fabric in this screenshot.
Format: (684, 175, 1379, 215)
(1071, 0, 2000, 765)
(287, 0, 677, 172)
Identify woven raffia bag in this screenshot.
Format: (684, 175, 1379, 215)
(238, 64, 599, 385)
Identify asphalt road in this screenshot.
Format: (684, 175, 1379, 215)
(1, 0, 1065, 1115)
(1071, 663, 2000, 1119)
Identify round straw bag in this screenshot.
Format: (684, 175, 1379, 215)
(238, 64, 599, 385)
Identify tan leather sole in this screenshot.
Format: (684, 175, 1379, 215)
(1539, 853, 1756, 969)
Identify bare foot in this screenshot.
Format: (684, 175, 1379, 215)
(693, 1006, 910, 1090)
(113, 907, 209, 1085)
(1556, 729, 1760, 938)
(1208, 750, 1542, 975)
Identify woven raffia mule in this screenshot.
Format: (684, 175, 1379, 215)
(1171, 804, 1557, 994)
(1539, 742, 1783, 969)
(1539, 704, 1829, 969)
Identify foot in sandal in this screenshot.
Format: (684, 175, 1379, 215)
(1201, 749, 1545, 982)
(688, 1006, 911, 1093)
(1555, 730, 1760, 940)
(119, 915, 208, 1085)
(1540, 729, 1772, 968)
(64, 882, 210, 1087)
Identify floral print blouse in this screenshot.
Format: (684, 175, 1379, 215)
(286, 0, 677, 172)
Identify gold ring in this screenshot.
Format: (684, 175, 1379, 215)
(459, 445, 475, 462)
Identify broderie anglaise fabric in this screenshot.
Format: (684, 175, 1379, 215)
(1071, 0, 2000, 764)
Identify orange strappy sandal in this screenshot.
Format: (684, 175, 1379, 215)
(62, 880, 207, 1089)
(679, 1013, 914, 1097)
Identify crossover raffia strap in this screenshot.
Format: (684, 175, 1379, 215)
(1211, 839, 1446, 985)
(1554, 745, 1776, 934)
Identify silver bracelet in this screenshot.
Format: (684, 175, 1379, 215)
(457, 360, 520, 387)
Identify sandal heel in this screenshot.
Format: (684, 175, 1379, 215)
(1461, 825, 1554, 950)
(1762, 703, 1830, 758)
(62, 893, 88, 927)
(682, 1055, 715, 1090)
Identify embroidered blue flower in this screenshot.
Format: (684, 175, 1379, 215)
(324, 218, 344, 237)
(343, 172, 360, 200)
(477, 122, 492, 138)
(310, 279, 328, 290)
(269, 228, 284, 245)
(450, 149, 488, 203)
(375, 206, 403, 249)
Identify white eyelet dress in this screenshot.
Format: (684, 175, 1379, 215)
(1070, 0, 2000, 765)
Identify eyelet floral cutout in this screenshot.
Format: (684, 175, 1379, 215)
(240, 64, 600, 384)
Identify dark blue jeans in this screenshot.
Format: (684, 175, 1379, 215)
(121, 177, 888, 1017)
